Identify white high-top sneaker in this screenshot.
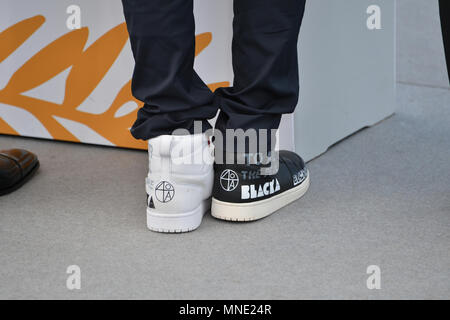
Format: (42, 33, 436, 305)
(145, 133, 214, 233)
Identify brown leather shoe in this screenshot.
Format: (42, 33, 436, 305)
(0, 149, 39, 196)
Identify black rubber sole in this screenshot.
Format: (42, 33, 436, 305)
(0, 160, 40, 196)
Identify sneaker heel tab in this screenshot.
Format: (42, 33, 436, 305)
(159, 136, 173, 156)
(148, 135, 173, 157)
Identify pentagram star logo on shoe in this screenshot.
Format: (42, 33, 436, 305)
(155, 181, 175, 203)
(220, 169, 239, 192)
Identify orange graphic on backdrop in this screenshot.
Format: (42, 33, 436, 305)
(0, 15, 229, 149)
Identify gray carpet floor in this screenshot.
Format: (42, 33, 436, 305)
(1, 81, 448, 299)
(0, 0, 449, 299)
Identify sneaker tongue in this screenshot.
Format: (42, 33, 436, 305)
(215, 150, 275, 168)
(211, 127, 277, 157)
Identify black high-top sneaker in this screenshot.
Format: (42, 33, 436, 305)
(211, 151, 310, 221)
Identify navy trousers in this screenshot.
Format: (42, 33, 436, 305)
(440, 0, 450, 83)
(122, 0, 306, 140)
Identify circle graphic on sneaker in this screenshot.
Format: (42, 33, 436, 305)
(220, 169, 239, 192)
(155, 181, 175, 203)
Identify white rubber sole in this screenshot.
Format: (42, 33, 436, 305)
(147, 198, 211, 233)
(211, 174, 310, 222)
